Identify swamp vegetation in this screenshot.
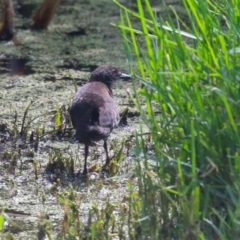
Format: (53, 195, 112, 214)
(1, 0, 240, 239)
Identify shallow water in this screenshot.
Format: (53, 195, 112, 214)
(0, 0, 145, 238)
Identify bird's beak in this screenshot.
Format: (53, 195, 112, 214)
(119, 72, 131, 80)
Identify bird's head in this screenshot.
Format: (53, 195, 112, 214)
(89, 65, 131, 88)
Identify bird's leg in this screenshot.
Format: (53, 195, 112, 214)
(103, 140, 110, 166)
(83, 144, 89, 174)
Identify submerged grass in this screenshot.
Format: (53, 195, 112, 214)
(113, 0, 240, 239)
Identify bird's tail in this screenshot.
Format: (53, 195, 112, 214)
(75, 123, 111, 144)
(88, 124, 111, 141)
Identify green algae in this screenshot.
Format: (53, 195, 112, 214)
(0, 0, 145, 238)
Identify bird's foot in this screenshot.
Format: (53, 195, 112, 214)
(82, 168, 88, 175)
(88, 163, 100, 172)
(101, 163, 110, 172)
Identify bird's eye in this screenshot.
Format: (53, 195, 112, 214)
(112, 68, 118, 74)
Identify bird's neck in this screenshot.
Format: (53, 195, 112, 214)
(89, 79, 113, 96)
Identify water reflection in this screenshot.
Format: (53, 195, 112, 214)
(0, 57, 35, 75)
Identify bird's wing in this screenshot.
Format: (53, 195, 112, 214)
(70, 92, 104, 128)
(99, 102, 119, 130)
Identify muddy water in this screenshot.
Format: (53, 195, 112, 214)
(0, 0, 145, 238)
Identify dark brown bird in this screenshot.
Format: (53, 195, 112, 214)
(70, 65, 131, 174)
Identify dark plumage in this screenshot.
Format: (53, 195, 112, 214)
(70, 65, 131, 174)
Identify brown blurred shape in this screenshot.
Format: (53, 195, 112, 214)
(0, 0, 14, 41)
(32, 0, 61, 29)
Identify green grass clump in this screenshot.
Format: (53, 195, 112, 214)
(114, 0, 240, 238)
